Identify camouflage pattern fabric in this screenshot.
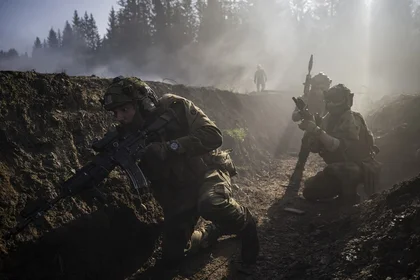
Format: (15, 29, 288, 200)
(303, 162, 362, 201)
(147, 94, 249, 262)
(304, 109, 380, 200)
(162, 168, 246, 262)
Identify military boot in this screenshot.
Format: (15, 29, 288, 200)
(185, 223, 221, 256)
(238, 208, 260, 265)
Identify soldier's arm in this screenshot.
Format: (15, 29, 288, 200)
(168, 98, 223, 156)
(291, 95, 307, 122)
(308, 134, 322, 153)
(312, 112, 359, 152)
(292, 106, 302, 122)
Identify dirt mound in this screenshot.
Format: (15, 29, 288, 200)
(247, 155, 420, 280)
(366, 93, 420, 190)
(0, 71, 292, 280)
(288, 173, 420, 280)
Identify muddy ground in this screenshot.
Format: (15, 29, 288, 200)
(0, 71, 419, 280)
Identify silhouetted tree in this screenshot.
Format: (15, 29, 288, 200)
(47, 28, 59, 49)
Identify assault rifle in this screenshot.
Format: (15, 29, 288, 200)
(292, 96, 312, 121)
(4, 111, 175, 239)
(292, 96, 322, 126)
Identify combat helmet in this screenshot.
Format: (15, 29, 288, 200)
(323, 83, 354, 114)
(103, 76, 158, 115)
(311, 72, 332, 90)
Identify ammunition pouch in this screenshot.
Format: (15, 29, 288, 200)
(202, 149, 237, 177)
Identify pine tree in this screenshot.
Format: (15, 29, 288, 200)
(72, 10, 86, 50)
(72, 10, 82, 32)
(6, 48, 19, 59)
(196, 0, 225, 45)
(57, 29, 62, 48)
(32, 37, 43, 57)
(47, 28, 59, 49)
(62, 20, 74, 49)
(81, 11, 90, 43)
(117, 0, 152, 61)
(86, 13, 101, 50)
(181, 0, 197, 43)
(152, 0, 168, 46)
(106, 6, 118, 46)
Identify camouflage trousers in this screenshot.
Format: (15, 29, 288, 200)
(295, 133, 312, 169)
(161, 169, 247, 262)
(302, 162, 363, 201)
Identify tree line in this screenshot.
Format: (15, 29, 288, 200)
(1, 0, 420, 93)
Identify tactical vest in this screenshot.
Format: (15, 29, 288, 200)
(140, 94, 234, 186)
(319, 110, 375, 164)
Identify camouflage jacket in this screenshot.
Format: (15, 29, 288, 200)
(139, 93, 223, 213)
(310, 109, 375, 164)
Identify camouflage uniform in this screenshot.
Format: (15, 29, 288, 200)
(254, 65, 267, 92)
(103, 77, 259, 266)
(290, 72, 332, 185)
(299, 84, 381, 205)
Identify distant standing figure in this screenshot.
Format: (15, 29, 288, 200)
(254, 64, 267, 92)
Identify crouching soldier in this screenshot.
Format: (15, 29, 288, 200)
(102, 76, 259, 269)
(298, 84, 381, 206)
(290, 72, 332, 186)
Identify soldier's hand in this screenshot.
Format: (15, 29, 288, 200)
(292, 110, 303, 122)
(143, 142, 168, 162)
(298, 120, 318, 133)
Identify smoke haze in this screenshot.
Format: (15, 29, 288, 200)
(1, 0, 420, 114)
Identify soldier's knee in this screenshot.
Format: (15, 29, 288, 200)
(302, 173, 338, 201)
(324, 163, 362, 183)
(302, 178, 318, 201)
(323, 164, 340, 177)
(197, 184, 230, 216)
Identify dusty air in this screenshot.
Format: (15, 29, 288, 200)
(0, 0, 419, 279)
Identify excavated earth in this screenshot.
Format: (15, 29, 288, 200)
(0, 71, 419, 280)
(366, 93, 420, 190)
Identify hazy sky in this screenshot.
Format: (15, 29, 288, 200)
(0, 0, 117, 54)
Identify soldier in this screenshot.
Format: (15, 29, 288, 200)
(102, 76, 259, 269)
(298, 84, 381, 206)
(254, 64, 267, 92)
(289, 72, 332, 186)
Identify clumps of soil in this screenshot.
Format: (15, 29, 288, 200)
(0, 71, 163, 280)
(254, 163, 420, 280)
(0, 71, 290, 280)
(365, 93, 420, 190)
(309, 173, 420, 280)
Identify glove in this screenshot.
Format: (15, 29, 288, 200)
(298, 120, 319, 134)
(142, 142, 168, 162)
(292, 110, 303, 122)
